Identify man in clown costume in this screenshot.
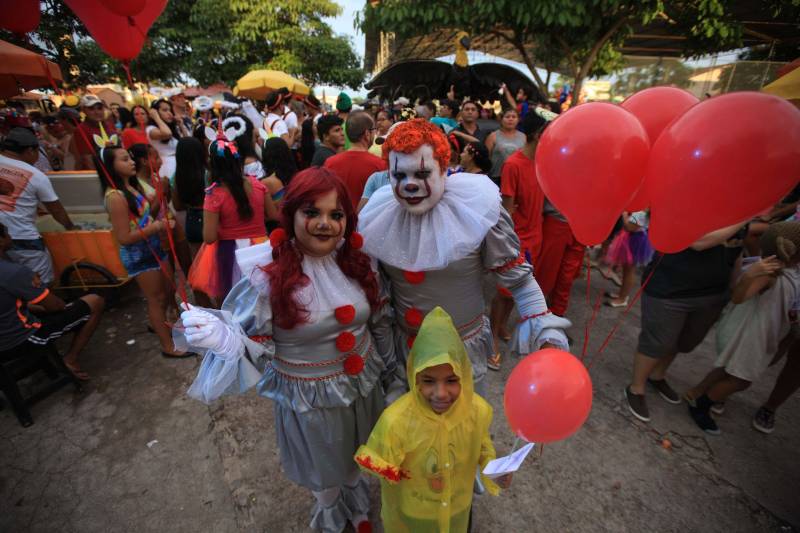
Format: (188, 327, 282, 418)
(358, 119, 570, 396)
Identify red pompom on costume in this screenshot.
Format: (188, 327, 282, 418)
(269, 228, 287, 247)
(349, 232, 364, 250)
(343, 354, 365, 375)
(334, 305, 356, 325)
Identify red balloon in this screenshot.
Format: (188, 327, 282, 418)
(65, 0, 167, 62)
(621, 87, 698, 147)
(535, 103, 650, 245)
(621, 87, 699, 211)
(648, 92, 800, 253)
(103, 0, 147, 17)
(504, 348, 593, 443)
(0, 0, 40, 34)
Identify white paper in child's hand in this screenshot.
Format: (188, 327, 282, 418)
(482, 443, 535, 479)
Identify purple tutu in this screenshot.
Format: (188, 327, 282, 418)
(606, 230, 653, 266)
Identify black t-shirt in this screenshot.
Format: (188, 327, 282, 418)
(0, 259, 47, 351)
(643, 244, 742, 299)
(455, 123, 489, 145)
(311, 145, 337, 167)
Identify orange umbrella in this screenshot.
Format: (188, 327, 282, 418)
(0, 39, 63, 99)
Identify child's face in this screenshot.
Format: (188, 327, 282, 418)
(416, 363, 461, 414)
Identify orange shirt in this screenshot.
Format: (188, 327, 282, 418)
(500, 149, 545, 257)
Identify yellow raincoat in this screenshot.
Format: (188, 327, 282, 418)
(355, 307, 499, 533)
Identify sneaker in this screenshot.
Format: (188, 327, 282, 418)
(487, 353, 501, 371)
(647, 378, 681, 404)
(688, 403, 721, 435)
(711, 402, 726, 415)
(752, 406, 775, 434)
(624, 386, 650, 422)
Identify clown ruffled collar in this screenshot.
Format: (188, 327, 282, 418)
(357, 172, 501, 271)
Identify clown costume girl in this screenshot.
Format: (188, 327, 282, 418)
(358, 119, 571, 396)
(177, 168, 396, 533)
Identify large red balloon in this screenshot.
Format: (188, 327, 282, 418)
(648, 92, 800, 253)
(535, 103, 650, 245)
(0, 0, 40, 34)
(504, 349, 593, 443)
(103, 0, 147, 17)
(65, 0, 167, 62)
(621, 87, 699, 211)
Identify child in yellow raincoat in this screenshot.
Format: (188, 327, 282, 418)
(355, 307, 509, 532)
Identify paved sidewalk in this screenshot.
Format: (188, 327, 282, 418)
(1, 275, 798, 532)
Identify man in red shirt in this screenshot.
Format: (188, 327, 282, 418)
(488, 111, 549, 370)
(73, 94, 118, 170)
(324, 111, 386, 208)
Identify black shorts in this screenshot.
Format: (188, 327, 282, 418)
(27, 300, 92, 346)
(637, 292, 728, 358)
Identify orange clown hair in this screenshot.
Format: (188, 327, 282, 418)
(382, 118, 451, 173)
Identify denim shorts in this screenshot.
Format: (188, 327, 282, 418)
(120, 235, 167, 277)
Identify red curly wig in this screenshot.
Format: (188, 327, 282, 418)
(382, 118, 451, 172)
(263, 167, 379, 330)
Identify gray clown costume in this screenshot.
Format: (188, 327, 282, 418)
(178, 243, 395, 532)
(358, 170, 571, 392)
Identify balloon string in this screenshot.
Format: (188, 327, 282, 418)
(587, 254, 664, 371)
(146, 151, 189, 306)
(121, 61, 134, 89)
(37, 56, 179, 297)
(580, 253, 603, 361)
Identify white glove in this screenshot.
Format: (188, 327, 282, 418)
(180, 305, 242, 360)
(509, 278, 571, 355)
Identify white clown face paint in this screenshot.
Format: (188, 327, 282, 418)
(389, 145, 445, 215)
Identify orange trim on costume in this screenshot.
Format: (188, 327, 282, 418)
(355, 454, 410, 482)
(16, 299, 41, 329)
(28, 288, 50, 304)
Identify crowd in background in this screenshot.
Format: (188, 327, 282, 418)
(1, 80, 798, 437)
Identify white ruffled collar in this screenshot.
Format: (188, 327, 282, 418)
(235, 242, 368, 311)
(357, 172, 501, 271)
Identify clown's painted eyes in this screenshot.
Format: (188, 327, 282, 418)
(415, 170, 431, 180)
(392, 172, 406, 181)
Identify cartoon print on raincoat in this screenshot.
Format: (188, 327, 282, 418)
(355, 306, 500, 533)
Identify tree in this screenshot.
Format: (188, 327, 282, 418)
(1, 0, 365, 89)
(359, 0, 758, 101)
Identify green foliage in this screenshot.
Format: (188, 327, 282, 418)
(0, 0, 364, 89)
(360, 0, 753, 97)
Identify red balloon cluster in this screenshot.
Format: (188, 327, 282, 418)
(65, 0, 167, 62)
(535, 88, 800, 252)
(504, 348, 593, 443)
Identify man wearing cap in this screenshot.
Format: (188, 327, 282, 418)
(0, 128, 75, 285)
(169, 89, 194, 133)
(74, 95, 117, 170)
(264, 89, 292, 145)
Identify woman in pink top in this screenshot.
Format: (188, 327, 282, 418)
(188, 134, 279, 305)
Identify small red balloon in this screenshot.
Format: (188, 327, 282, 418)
(647, 92, 800, 253)
(0, 0, 40, 34)
(504, 348, 592, 443)
(102, 0, 146, 16)
(536, 103, 649, 246)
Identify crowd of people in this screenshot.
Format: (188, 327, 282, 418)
(1, 80, 798, 533)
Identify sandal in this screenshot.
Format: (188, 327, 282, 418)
(64, 361, 90, 381)
(604, 298, 629, 308)
(487, 353, 502, 371)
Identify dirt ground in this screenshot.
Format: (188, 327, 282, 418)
(1, 274, 798, 533)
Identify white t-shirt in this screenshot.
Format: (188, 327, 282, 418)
(243, 159, 266, 179)
(146, 125, 178, 179)
(265, 113, 289, 138)
(0, 154, 59, 239)
(283, 107, 300, 149)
